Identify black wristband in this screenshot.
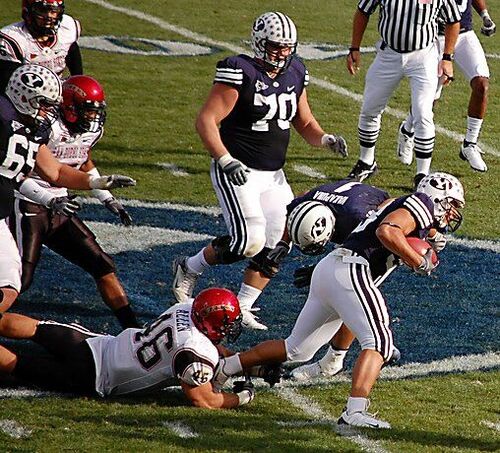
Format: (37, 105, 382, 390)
(349, 47, 360, 52)
(442, 53, 454, 61)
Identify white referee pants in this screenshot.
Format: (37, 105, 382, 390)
(359, 41, 439, 169)
(285, 248, 394, 363)
(210, 160, 294, 258)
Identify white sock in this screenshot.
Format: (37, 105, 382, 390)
(359, 146, 375, 165)
(416, 157, 431, 176)
(224, 354, 243, 375)
(186, 248, 210, 274)
(237, 283, 262, 310)
(346, 396, 369, 414)
(464, 116, 483, 144)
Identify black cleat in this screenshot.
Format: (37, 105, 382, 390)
(347, 160, 378, 182)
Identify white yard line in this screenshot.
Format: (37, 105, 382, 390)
(82, 0, 499, 157)
(480, 420, 500, 433)
(0, 420, 32, 439)
(277, 387, 389, 453)
(163, 421, 199, 438)
(292, 164, 327, 179)
(156, 162, 190, 177)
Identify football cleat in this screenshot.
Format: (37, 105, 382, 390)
(347, 160, 378, 182)
(172, 256, 200, 303)
(241, 307, 268, 330)
(459, 143, 487, 172)
(396, 122, 414, 165)
(338, 409, 391, 429)
(413, 173, 426, 191)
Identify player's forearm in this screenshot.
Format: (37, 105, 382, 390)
(295, 118, 326, 147)
(50, 164, 92, 189)
(196, 116, 230, 160)
(239, 339, 287, 369)
(351, 9, 369, 47)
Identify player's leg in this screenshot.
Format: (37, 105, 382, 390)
(45, 215, 140, 329)
(0, 219, 22, 313)
(237, 169, 294, 330)
(455, 31, 490, 172)
(349, 44, 404, 181)
(406, 43, 440, 188)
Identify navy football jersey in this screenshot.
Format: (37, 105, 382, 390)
(287, 180, 389, 244)
(214, 54, 309, 171)
(343, 192, 435, 277)
(0, 95, 48, 219)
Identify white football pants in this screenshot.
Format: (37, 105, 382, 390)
(210, 160, 294, 258)
(0, 219, 21, 292)
(285, 248, 394, 363)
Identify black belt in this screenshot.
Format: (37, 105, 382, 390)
(380, 41, 413, 54)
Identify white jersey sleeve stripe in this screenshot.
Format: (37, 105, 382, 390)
(404, 196, 433, 228)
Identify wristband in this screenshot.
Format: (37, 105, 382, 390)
(442, 53, 454, 61)
(217, 153, 234, 169)
(88, 168, 113, 202)
(349, 47, 360, 52)
(480, 9, 489, 19)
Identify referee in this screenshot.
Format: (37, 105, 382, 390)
(346, 0, 461, 188)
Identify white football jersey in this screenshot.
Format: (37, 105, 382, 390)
(86, 303, 219, 397)
(0, 14, 80, 76)
(15, 115, 103, 200)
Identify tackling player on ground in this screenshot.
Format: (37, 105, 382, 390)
(10, 75, 139, 329)
(171, 11, 347, 329)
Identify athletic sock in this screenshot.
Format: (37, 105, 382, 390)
(237, 283, 262, 310)
(186, 248, 210, 274)
(464, 116, 483, 144)
(359, 146, 375, 165)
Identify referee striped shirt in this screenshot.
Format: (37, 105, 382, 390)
(358, 0, 461, 52)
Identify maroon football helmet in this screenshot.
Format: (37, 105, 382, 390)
(191, 288, 242, 344)
(22, 0, 65, 38)
(61, 75, 107, 133)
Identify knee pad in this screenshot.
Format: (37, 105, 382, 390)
(247, 243, 289, 279)
(211, 236, 245, 265)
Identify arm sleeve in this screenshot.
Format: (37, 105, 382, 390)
(440, 0, 462, 23)
(357, 0, 380, 16)
(66, 42, 83, 75)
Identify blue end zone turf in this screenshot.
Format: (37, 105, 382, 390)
(18, 201, 499, 366)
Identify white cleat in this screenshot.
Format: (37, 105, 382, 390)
(338, 409, 391, 429)
(460, 143, 488, 172)
(171, 256, 200, 304)
(241, 308, 268, 330)
(291, 357, 343, 382)
(397, 121, 414, 165)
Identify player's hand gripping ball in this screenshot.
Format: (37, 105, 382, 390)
(407, 237, 439, 275)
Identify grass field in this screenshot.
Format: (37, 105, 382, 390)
(0, 1, 499, 451)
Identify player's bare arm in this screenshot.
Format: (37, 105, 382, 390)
(195, 83, 239, 160)
(375, 209, 423, 268)
(347, 9, 369, 75)
(291, 90, 325, 147)
(440, 21, 460, 86)
(181, 381, 244, 409)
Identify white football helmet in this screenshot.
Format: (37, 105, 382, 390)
(416, 172, 465, 232)
(6, 64, 62, 130)
(251, 11, 297, 71)
(287, 201, 335, 255)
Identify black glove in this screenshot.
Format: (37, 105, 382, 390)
(104, 197, 133, 226)
(48, 195, 81, 217)
(218, 155, 250, 186)
(260, 241, 291, 278)
(293, 264, 316, 288)
(258, 363, 285, 388)
(481, 14, 496, 37)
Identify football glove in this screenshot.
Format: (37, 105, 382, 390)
(321, 134, 348, 158)
(481, 12, 496, 37)
(48, 195, 81, 217)
(413, 249, 439, 276)
(293, 264, 316, 288)
(212, 358, 231, 391)
(104, 197, 133, 226)
(218, 154, 250, 186)
(427, 231, 446, 253)
(233, 376, 255, 406)
(258, 363, 285, 388)
(89, 175, 136, 190)
(259, 241, 291, 278)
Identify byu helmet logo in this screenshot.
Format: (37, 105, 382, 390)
(310, 216, 327, 239)
(21, 73, 44, 89)
(429, 178, 450, 191)
(253, 18, 265, 32)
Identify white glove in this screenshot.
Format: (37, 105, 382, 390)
(217, 154, 250, 186)
(212, 358, 231, 392)
(89, 175, 136, 190)
(413, 249, 439, 276)
(427, 231, 446, 252)
(481, 10, 496, 36)
(321, 134, 348, 158)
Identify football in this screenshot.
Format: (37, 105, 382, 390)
(406, 237, 439, 265)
